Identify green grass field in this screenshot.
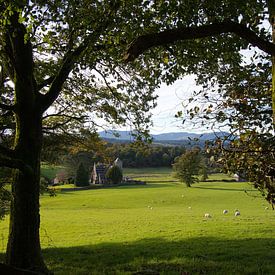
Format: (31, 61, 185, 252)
(1, 168, 275, 274)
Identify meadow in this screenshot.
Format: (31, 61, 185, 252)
(1, 168, 275, 274)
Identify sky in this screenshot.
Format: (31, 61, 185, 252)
(117, 75, 222, 135)
(150, 76, 201, 134)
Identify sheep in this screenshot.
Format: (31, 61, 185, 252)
(265, 206, 269, 210)
(234, 210, 240, 216)
(204, 213, 211, 218)
(223, 210, 228, 214)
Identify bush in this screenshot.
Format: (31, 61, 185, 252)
(75, 162, 90, 187)
(106, 165, 123, 184)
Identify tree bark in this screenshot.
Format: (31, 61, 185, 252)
(5, 105, 49, 273)
(3, 13, 49, 273)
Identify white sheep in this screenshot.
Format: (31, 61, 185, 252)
(223, 210, 228, 214)
(234, 210, 240, 216)
(204, 213, 211, 218)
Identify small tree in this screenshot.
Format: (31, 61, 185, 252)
(106, 165, 123, 184)
(75, 163, 90, 187)
(172, 148, 202, 187)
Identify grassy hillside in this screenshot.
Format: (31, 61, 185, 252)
(1, 169, 275, 274)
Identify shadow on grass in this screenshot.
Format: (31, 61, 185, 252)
(1, 237, 272, 274)
(204, 179, 237, 183)
(193, 186, 246, 192)
(117, 183, 174, 189)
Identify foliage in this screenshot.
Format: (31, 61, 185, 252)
(123, 1, 275, 204)
(106, 143, 186, 168)
(74, 163, 90, 187)
(106, 165, 123, 184)
(0, 1, 165, 268)
(188, 53, 275, 204)
(172, 148, 204, 187)
(0, 0, 274, 270)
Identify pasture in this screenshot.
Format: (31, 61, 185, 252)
(1, 168, 275, 274)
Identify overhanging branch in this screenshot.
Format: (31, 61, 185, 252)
(0, 156, 33, 176)
(124, 21, 275, 62)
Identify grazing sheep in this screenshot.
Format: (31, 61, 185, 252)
(223, 210, 228, 214)
(204, 213, 211, 218)
(265, 206, 269, 210)
(234, 210, 240, 216)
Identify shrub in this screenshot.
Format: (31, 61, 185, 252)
(75, 162, 90, 187)
(106, 165, 123, 184)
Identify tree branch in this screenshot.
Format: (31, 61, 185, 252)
(42, 115, 88, 131)
(37, 76, 55, 90)
(124, 20, 275, 62)
(0, 102, 14, 111)
(40, 3, 122, 112)
(0, 156, 33, 176)
(40, 36, 94, 112)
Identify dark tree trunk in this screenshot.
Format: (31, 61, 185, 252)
(2, 11, 50, 273)
(5, 102, 49, 274)
(0, 263, 39, 274)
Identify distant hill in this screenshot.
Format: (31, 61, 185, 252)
(98, 130, 229, 144)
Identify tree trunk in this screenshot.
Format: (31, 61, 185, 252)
(5, 106, 49, 273)
(267, 0, 275, 127)
(2, 11, 50, 273)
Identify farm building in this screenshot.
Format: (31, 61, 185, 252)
(91, 158, 123, 184)
(91, 163, 108, 184)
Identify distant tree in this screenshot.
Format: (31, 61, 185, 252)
(75, 163, 90, 187)
(106, 165, 123, 184)
(173, 149, 203, 187)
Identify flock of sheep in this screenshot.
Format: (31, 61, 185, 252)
(204, 209, 240, 218)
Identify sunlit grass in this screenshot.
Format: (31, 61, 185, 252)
(1, 169, 275, 274)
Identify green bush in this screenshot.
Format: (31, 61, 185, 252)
(106, 165, 123, 184)
(75, 162, 90, 187)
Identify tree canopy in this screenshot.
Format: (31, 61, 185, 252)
(0, 0, 275, 273)
(0, 1, 161, 272)
(124, 0, 275, 204)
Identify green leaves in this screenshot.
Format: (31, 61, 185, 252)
(172, 148, 204, 187)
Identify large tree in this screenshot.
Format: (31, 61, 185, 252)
(0, 1, 160, 273)
(124, 1, 275, 124)
(0, 1, 274, 273)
